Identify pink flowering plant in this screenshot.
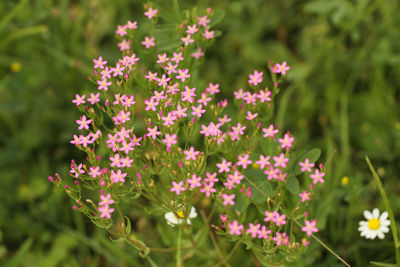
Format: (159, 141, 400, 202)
(50, 3, 346, 266)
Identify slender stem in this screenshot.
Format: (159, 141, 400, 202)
(176, 224, 183, 267)
(293, 219, 350, 267)
(212, 241, 240, 267)
(245, 172, 350, 266)
(199, 209, 228, 267)
(365, 156, 400, 265)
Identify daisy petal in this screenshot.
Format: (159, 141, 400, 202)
(363, 210, 373, 220)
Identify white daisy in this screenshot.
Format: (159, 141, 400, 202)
(358, 208, 390, 239)
(164, 206, 198, 227)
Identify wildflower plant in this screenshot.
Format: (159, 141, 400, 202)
(50, 2, 341, 266)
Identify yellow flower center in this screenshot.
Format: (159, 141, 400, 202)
(176, 211, 185, 218)
(368, 218, 381, 230)
(251, 163, 259, 169)
(341, 176, 349, 186)
(11, 62, 21, 72)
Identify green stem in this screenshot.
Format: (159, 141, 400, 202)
(177, 224, 183, 267)
(365, 156, 400, 265)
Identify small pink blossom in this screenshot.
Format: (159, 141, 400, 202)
(299, 158, 315, 173)
(144, 7, 158, 19)
(237, 154, 252, 169)
(184, 146, 200, 160)
(298, 190, 310, 202)
(301, 219, 318, 236)
(162, 133, 178, 148)
(141, 36, 155, 49)
(72, 94, 86, 106)
(247, 223, 260, 238)
(262, 124, 279, 138)
(222, 193, 235, 206)
(228, 220, 243, 236)
(273, 153, 289, 168)
(186, 174, 202, 188)
(310, 169, 325, 184)
(98, 206, 115, 219)
(248, 70, 263, 86)
(170, 181, 186, 195)
(216, 158, 232, 173)
(99, 193, 115, 207)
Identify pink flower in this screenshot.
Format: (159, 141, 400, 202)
(145, 71, 158, 81)
(245, 111, 258, 120)
(191, 48, 204, 59)
(171, 52, 184, 63)
(228, 220, 244, 236)
(310, 169, 325, 184)
(157, 74, 170, 87)
(156, 53, 169, 64)
(301, 219, 318, 236)
(110, 169, 127, 183)
(257, 89, 271, 103)
(187, 174, 202, 188)
(144, 7, 158, 19)
(191, 104, 206, 118)
(302, 238, 311, 247)
(272, 232, 289, 246)
(206, 83, 220, 95)
(184, 146, 200, 160)
(141, 36, 155, 49)
(273, 213, 287, 226)
(197, 93, 212, 106)
(89, 166, 101, 178)
(111, 63, 125, 77)
(262, 124, 279, 138)
(298, 190, 310, 202)
(98, 205, 114, 219)
(181, 34, 194, 46)
(173, 104, 188, 118)
(176, 69, 190, 82)
(109, 154, 122, 168)
(299, 158, 315, 173)
(186, 24, 198, 34)
(228, 170, 243, 185)
(264, 169, 279, 180)
(237, 153, 252, 169)
(216, 158, 232, 173)
(276, 61, 290, 75)
(232, 123, 246, 135)
(93, 56, 107, 69)
(181, 86, 196, 103)
(170, 181, 186, 195)
(145, 97, 158, 111)
(115, 25, 127, 37)
(200, 182, 216, 197)
(278, 132, 294, 150)
(273, 153, 289, 168)
(161, 112, 176, 126)
(72, 94, 86, 106)
(248, 70, 263, 86)
(147, 126, 161, 140)
(99, 193, 115, 207)
(162, 133, 178, 148)
(76, 115, 92, 130)
(97, 79, 112, 91)
(197, 15, 210, 27)
(256, 155, 270, 169)
(247, 223, 260, 238)
(203, 30, 214, 39)
(117, 39, 130, 51)
(222, 193, 235, 206)
(204, 172, 218, 184)
(88, 92, 100, 105)
(257, 225, 271, 239)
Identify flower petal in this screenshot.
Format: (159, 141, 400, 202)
(363, 210, 373, 220)
(372, 208, 380, 218)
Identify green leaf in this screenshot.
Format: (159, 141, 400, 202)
(209, 10, 225, 27)
(370, 261, 398, 267)
(291, 148, 321, 175)
(243, 169, 275, 204)
(4, 238, 33, 267)
(286, 175, 300, 194)
(125, 216, 132, 236)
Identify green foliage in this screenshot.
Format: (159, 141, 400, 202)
(0, 0, 399, 266)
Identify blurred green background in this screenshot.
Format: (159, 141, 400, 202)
(0, 0, 399, 266)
